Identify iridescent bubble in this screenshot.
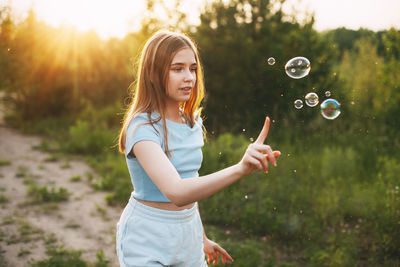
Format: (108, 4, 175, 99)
(325, 91, 331, 97)
(305, 92, 319, 107)
(320, 98, 341, 120)
(267, 57, 275, 65)
(294, 99, 303, 109)
(284, 57, 311, 79)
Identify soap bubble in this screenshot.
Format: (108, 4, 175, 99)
(305, 92, 319, 107)
(325, 91, 331, 97)
(320, 98, 341, 120)
(267, 57, 275, 65)
(294, 99, 303, 109)
(284, 57, 311, 79)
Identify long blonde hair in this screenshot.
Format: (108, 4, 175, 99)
(119, 30, 205, 156)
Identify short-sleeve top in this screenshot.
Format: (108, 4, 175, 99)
(125, 112, 204, 202)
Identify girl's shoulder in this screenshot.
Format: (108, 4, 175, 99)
(132, 112, 161, 124)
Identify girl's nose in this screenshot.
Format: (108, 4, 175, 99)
(184, 69, 194, 82)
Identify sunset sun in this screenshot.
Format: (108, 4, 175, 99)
(16, 0, 148, 39)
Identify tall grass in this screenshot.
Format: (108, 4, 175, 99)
(199, 132, 400, 265)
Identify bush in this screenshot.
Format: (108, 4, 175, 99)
(63, 119, 115, 155)
(199, 133, 400, 264)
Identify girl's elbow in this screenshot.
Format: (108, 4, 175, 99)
(165, 190, 190, 207)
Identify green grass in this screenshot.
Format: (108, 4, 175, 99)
(197, 132, 400, 266)
(29, 246, 110, 267)
(0, 159, 11, 166)
(6, 219, 43, 245)
(18, 248, 31, 257)
(60, 162, 71, 169)
(69, 175, 81, 182)
(27, 184, 70, 203)
(44, 155, 58, 162)
(0, 193, 8, 203)
(15, 165, 28, 178)
(30, 246, 88, 267)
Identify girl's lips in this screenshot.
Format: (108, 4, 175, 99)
(180, 87, 192, 93)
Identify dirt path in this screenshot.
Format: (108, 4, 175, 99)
(0, 95, 122, 266)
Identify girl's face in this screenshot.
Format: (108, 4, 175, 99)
(166, 48, 197, 106)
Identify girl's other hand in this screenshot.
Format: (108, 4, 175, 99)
(203, 237, 233, 265)
(238, 116, 280, 175)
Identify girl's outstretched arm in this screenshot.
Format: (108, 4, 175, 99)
(133, 116, 280, 207)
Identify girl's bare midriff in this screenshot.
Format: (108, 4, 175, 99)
(136, 198, 195, 211)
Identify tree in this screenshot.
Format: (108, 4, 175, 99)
(193, 0, 338, 136)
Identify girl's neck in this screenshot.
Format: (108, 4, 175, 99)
(164, 103, 185, 124)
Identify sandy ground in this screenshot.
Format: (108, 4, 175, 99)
(0, 94, 122, 266)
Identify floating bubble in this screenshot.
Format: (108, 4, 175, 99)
(320, 98, 341, 120)
(267, 57, 275, 65)
(294, 99, 303, 109)
(325, 91, 331, 97)
(284, 56, 311, 79)
(305, 92, 319, 107)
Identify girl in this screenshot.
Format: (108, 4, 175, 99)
(117, 30, 280, 267)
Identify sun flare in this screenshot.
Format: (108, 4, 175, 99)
(23, 0, 147, 39)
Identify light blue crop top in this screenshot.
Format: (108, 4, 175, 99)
(125, 112, 204, 202)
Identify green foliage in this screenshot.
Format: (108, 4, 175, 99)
(30, 246, 88, 267)
(0, 159, 11, 166)
(60, 103, 121, 155)
(29, 246, 110, 267)
(93, 250, 110, 267)
(0, 192, 8, 203)
(15, 165, 28, 178)
(88, 152, 132, 206)
(27, 184, 70, 203)
(195, 0, 338, 135)
(323, 27, 375, 59)
(69, 175, 81, 182)
(63, 119, 114, 155)
(199, 133, 400, 264)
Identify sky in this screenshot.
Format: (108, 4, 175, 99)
(1, 0, 400, 39)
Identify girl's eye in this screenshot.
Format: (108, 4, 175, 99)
(173, 68, 183, 72)
(190, 68, 197, 72)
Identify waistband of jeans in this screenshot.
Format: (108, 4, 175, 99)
(128, 193, 197, 223)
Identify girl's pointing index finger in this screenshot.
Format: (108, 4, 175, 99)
(255, 116, 270, 144)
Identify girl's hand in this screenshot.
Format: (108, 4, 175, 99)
(204, 237, 233, 265)
(238, 116, 281, 176)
